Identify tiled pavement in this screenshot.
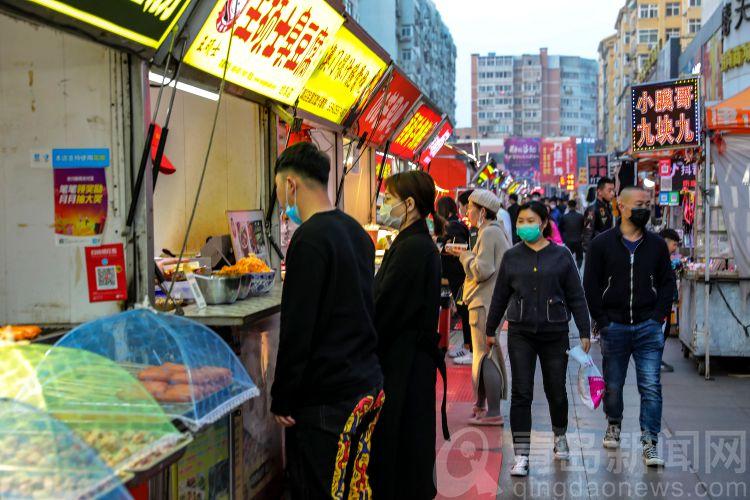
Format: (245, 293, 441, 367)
(436, 328, 750, 500)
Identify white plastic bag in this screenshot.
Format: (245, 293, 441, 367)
(568, 345, 605, 410)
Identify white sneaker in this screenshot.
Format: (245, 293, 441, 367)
(453, 353, 473, 365)
(510, 455, 529, 477)
(448, 346, 468, 358)
(643, 441, 665, 467)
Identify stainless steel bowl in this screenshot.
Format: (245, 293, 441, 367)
(193, 274, 241, 305)
(238, 274, 252, 300)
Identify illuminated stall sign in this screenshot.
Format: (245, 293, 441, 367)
(357, 70, 421, 147)
(299, 26, 387, 124)
(185, 0, 344, 106)
(631, 77, 701, 153)
(418, 121, 453, 167)
(24, 0, 192, 48)
(389, 104, 442, 160)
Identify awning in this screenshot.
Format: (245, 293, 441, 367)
(707, 86, 750, 133)
(427, 145, 469, 192)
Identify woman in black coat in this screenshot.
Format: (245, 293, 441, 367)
(370, 170, 443, 499)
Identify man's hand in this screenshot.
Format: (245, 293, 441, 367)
(580, 338, 591, 353)
(274, 415, 296, 428)
(487, 336, 496, 347)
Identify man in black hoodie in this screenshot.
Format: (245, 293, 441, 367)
(583, 186, 675, 468)
(271, 142, 384, 498)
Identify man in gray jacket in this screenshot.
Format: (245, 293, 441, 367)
(447, 189, 512, 425)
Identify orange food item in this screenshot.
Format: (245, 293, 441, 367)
(218, 254, 271, 275)
(1, 325, 42, 341)
(143, 381, 168, 398)
(137, 366, 171, 382)
(161, 384, 192, 403)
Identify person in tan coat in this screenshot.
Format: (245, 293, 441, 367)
(447, 189, 512, 425)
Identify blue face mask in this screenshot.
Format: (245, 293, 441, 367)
(285, 183, 303, 225)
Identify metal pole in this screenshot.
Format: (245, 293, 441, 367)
(704, 135, 711, 380)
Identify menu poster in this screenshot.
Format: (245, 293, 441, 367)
(227, 210, 269, 264)
(356, 70, 421, 147)
(173, 418, 230, 500)
(540, 138, 576, 185)
(184, 0, 344, 106)
(52, 148, 109, 246)
(84, 243, 127, 303)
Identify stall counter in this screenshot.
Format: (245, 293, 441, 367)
(181, 285, 284, 499)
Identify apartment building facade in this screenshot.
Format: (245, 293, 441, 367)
(469, 49, 598, 140)
(357, 0, 457, 123)
(598, 0, 703, 152)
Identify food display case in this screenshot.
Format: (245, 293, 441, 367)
(0, 344, 190, 476)
(0, 399, 133, 500)
(56, 309, 260, 432)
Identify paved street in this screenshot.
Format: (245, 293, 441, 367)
(437, 330, 750, 499)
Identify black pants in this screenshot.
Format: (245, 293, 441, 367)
(285, 387, 384, 499)
(457, 303, 472, 347)
(508, 331, 570, 456)
(565, 241, 584, 268)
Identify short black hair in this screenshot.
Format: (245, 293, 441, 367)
(550, 196, 559, 202)
(568, 199, 577, 209)
(517, 201, 552, 238)
(385, 171, 436, 219)
(509, 193, 518, 203)
(660, 228, 681, 243)
(457, 189, 474, 206)
(597, 176, 615, 190)
(275, 142, 330, 185)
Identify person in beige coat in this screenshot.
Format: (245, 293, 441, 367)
(447, 189, 512, 425)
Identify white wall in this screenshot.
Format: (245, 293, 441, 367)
(0, 13, 129, 325)
(150, 88, 268, 255)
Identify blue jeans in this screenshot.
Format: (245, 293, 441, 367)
(600, 319, 664, 443)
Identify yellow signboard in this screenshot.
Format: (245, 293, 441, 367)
(298, 27, 386, 124)
(26, 0, 192, 49)
(185, 0, 344, 106)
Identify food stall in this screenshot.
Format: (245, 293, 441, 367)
(0, 0, 451, 497)
(677, 86, 750, 375)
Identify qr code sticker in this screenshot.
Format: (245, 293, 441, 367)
(96, 265, 118, 290)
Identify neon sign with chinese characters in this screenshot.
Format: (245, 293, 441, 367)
(389, 104, 441, 159)
(631, 77, 701, 152)
(298, 27, 386, 124)
(184, 0, 344, 106)
(418, 121, 452, 167)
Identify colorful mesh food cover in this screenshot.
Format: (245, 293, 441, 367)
(57, 309, 259, 431)
(0, 344, 188, 473)
(0, 399, 132, 500)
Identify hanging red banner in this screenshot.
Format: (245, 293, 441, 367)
(356, 70, 421, 147)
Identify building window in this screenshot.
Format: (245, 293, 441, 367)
(638, 54, 649, 71)
(689, 0, 700, 6)
(665, 2, 679, 16)
(639, 4, 658, 18)
(666, 28, 680, 40)
(688, 19, 701, 34)
(638, 29, 658, 46)
(400, 25, 413, 38)
(401, 49, 412, 62)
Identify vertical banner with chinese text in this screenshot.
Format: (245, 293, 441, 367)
(540, 138, 576, 185)
(631, 77, 701, 152)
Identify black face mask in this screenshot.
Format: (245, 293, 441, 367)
(629, 208, 650, 228)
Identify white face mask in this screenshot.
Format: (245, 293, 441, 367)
(379, 200, 406, 229)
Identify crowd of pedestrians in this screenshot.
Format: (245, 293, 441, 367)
(269, 142, 678, 498)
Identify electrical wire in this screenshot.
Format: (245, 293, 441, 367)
(167, 0, 239, 304)
(715, 283, 750, 337)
